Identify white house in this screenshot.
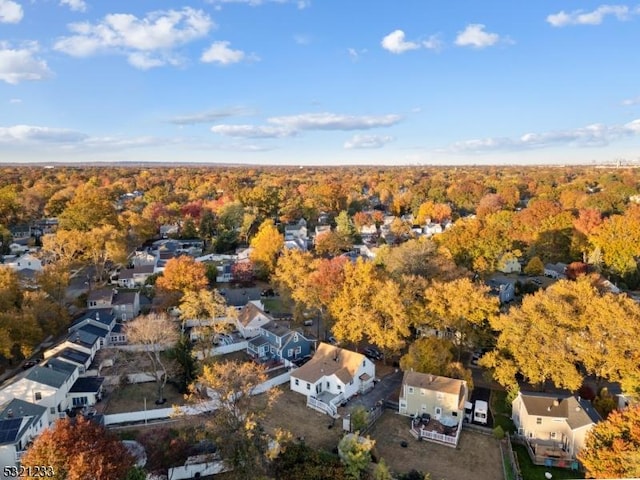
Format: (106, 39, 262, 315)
(235, 302, 272, 339)
(117, 265, 155, 289)
(0, 399, 48, 472)
(0, 364, 79, 425)
(290, 343, 375, 417)
(5, 253, 43, 272)
(544, 263, 567, 279)
(285, 220, 308, 241)
(43, 330, 101, 368)
(512, 392, 601, 465)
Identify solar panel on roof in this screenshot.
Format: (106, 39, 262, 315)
(0, 418, 22, 444)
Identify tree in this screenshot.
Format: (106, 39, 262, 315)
(42, 230, 85, 263)
(400, 337, 454, 375)
(523, 256, 544, 276)
(80, 225, 128, 281)
(58, 185, 118, 231)
(335, 210, 357, 242)
(195, 360, 280, 478)
(156, 256, 208, 298)
(422, 278, 499, 361)
(21, 416, 134, 480)
(231, 260, 255, 286)
(315, 230, 350, 256)
(270, 441, 348, 480)
(250, 219, 284, 279)
(373, 458, 393, 480)
(337, 433, 375, 480)
(125, 313, 179, 403)
(578, 405, 640, 479)
(37, 261, 71, 308)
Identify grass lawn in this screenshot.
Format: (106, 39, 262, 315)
(513, 444, 584, 480)
(262, 297, 292, 315)
(491, 389, 516, 433)
(103, 382, 187, 414)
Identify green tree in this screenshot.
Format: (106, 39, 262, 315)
(524, 256, 544, 276)
(335, 210, 357, 242)
(337, 434, 375, 480)
(373, 458, 393, 480)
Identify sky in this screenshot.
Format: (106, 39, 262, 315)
(1, 0, 640, 166)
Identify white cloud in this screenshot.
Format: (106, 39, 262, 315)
(210, 124, 293, 138)
(268, 112, 402, 130)
(547, 5, 636, 27)
(0, 0, 23, 23)
(9, 98, 22, 104)
(455, 24, 501, 48)
(0, 125, 88, 143)
(169, 107, 253, 125)
(201, 41, 246, 65)
(448, 119, 640, 153)
(422, 34, 444, 51)
(0, 43, 52, 85)
(344, 134, 395, 149)
(54, 7, 213, 68)
(293, 34, 311, 45)
(381, 30, 421, 54)
(622, 96, 640, 106)
(211, 112, 402, 140)
(347, 47, 367, 61)
(60, 0, 87, 12)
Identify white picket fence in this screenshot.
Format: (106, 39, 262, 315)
(104, 408, 175, 426)
(168, 459, 230, 480)
(194, 341, 248, 360)
(252, 371, 290, 394)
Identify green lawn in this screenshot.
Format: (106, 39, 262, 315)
(262, 297, 292, 315)
(513, 444, 584, 480)
(491, 389, 516, 433)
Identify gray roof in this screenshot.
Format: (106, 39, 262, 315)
(112, 291, 138, 306)
(56, 348, 90, 366)
(44, 358, 78, 376)
(0, 399, 46, 446)
(70, 309, 115, 330)
(88, 287, 113, 303)
(67, 330, 99, 348)
(520, 392, 601, 429)
(26, 365, 72, 389)
(78, 324, 109, 338)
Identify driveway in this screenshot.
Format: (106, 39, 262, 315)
(347, 369, 403, 411)
(469, 386, 495, 428)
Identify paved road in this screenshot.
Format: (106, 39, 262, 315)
(347, 369, 403, 411)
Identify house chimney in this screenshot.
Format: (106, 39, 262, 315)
(7, 409, 13, 417)
(96, 312, 100, 321)
(553, 399, 560, 407)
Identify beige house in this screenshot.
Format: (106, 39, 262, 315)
(399, 372, 468, 423)
(512, 392, 601, 465)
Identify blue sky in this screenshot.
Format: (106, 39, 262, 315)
(1, 0, 640, 165)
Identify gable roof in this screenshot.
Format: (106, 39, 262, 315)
(292, 343, 367, 385)
(88, 288, 113, 303)
(403, 371, 467, 410)
(112, 291, 138, 306)
(67, 330, 99, 348)
(44, 358, 78, 376)
(69, 377, 104, 394)
(55, 348, 90, 366)
(519, 392, 601, 429)
(26, 365, 72, 389)
(119, 265, 155, 279)
(238, 302, 271, 327)
(78, 324, 109, 338)
(70, 309, 115, 330)
(0, 399, 46, 446)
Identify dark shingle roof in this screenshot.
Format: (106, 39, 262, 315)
(0, 400, 46, 447)
(70, 309, 115, 330)
(44, 358, 78, 376)
(78, 324, 109, 338)
(112, 291, 138, 306)
(67, 330, 99, 348)
(69, 377, 104, 394)
(56, 348, 90, 366)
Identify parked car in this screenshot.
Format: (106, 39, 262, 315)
(303, 319, 313, 326)
(326, 335, 339, 345)
(261, 288, 276, 297)
(363, 347, 383, 361)
(22, 360, 39, 370)
(292, 355, 312, 367)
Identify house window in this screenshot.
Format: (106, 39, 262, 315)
(550, 432, 557, 439)
(288, 349, 293, 357)
(362, 360, 365, 367)
(293, 334, 299, 342)
(295, 346, 301, 354)
(50, 407, 55, 415)
(34, 392, 42, 401)
(528, 432, 534, 438)
(435, 407, 442, 416)
(72, 397, 88, 407)
(337, 385, 342, 391)
(326, 381, 330, 389)
(295, 379, 299, 386)
(306, 383, 311, 390)
(452, 411, 458, 417)
(536, 417, 542, 425)
(408, 387, 414, 394)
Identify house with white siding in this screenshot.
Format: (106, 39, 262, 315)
(0, 399, 47, 473)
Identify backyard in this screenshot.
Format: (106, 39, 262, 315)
(513, 444, 584, 480)
(368, 412, 503, 480)
(102, 381, 187, 414)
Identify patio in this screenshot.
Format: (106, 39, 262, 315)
(410, 414, 461, 447)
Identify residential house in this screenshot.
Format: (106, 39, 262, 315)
(215, 262, 233, 283)
(0, 364, 79, 425)
(0, 399, 47, 472)
(111, 290, 141, 321)
(399, 371, 467, 421)
(544, 263, 567, 279)
(9, 225, 31, 241)
(512, 391, 601, 467)
(87, 288, 114, 309)
(359, 224, 377, 238)
(51, 348, 92, 374)
(108, 323, 127, 345)
(236, 302, 273, 338)
(290, 343, 375, 417)
(117, 265, 155, 289)
(5, 253, 43, 272)
(284, 220, 308, 241)
(67, 377, 105, 408)
(284, 238, 308, 252)
(43, 330, 100, 368)
(132, 249, 158, 267)
(486, 277, 516, 304)
(159, 224, 179, 238)
(314, 225, 331, 241)
(68, 309, 116, 347)
(497, 253, 522, 274)
(423, 222, 444, 237)
(247, 322, 313, 364)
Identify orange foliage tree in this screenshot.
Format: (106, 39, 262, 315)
(21, 416, 135, 480)
(156, 256, 208, 297)
(578, 405, 640, 479)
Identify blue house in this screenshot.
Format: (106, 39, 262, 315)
(247, 322, 313, 364)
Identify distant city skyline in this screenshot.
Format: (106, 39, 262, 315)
(1, 0, 639, 165)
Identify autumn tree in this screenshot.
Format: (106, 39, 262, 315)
(335, 210, 357, 242)
(42, 229, 85, 264)
(81, 225, 128, 281)
(250, 219, 284, 279)
(125, 313, 179, 403)
(21, 416, 134, 480)
(195, 360, 280, 479)
(58, 185, 118, 231)
(337, 433, 375, 480)
(578, 405, 640, 479)
(315, 230, 351, 256)
(523, 256, 544, 276)
(400, 337, 454, 375)
(156, 256, 208, 300)
(36, 261, 70, 307)
(422, 278, 499, 361)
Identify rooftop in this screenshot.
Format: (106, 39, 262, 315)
(292, 343, 368, 385)
(69, 376, 105, 394)
(519, 392, 601, 429)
